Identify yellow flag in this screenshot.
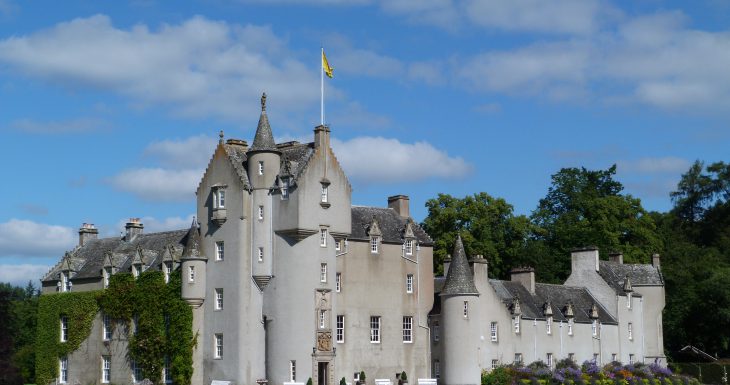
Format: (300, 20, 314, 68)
(322, 50, 334, 78)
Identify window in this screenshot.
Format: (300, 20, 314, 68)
(568, 353, 575, 362)
(491, 360, 499, 370)
(434, 360, 440, 379)
(216, 241, 224, 261)
(370, 236, 379, 253)
(217, 189, 226, 208)
(547, 353, 553, 369)
(258, 205, 264, 220)
(336, 315, 345, 343)
(370, 316, 381, 343)
(103, 267, 111, 288)
(214, 334, 223, 358)
(628, 322, 633, 340)
(433, 320, 440, 342)
(627, 293, 632, 309)
(611, 354, 617, 362)
(593, 353, 599, 363)
(131, 360, 142, 383)
(103, 313, 112, 341)
(629, 354, 635, 364)
(335, 239, 341, 251)
(546, 316, 552, 335)
(568, 319, 574, 336)
(321, 184, 328, 203)
(188, 265, 195, 282)
(320, 228, 328, 247)
(132, 264, 140, 278)
(102, 355, 111, 383)
(403, 316, 413, 343)
(59, 356, 68, 383)
(61, 271, 70, 292)
(215, 288, 223, 310)
(320, 263, 327, 283)
(514, 353, 523, 365)
(463, 301, 469, 318)
(258, 247, 264, 262)
(405, 239, 414, 255)
(490, 322, 498, 342)
(281, 179, 289, 200)
(163, 262, 171, 283)
(514, 316, 520, 334)
(336, 273, 341, 292)
(406, 274, 414, 293)
(60, 316, 68, 342)
(319, 310, 326, 329)
(592, 320, 598, 336)
(258, 161, 264, 175)
(290, 360, 296, 382)
(164, 355, 172, 383)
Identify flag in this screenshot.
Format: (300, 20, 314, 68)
(322, 50, 334, 78)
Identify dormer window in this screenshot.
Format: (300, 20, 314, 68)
(132, 264, 141, 278)
(281, 178, 289, 200)
(405, 239, 414, 255)
(60, 271, 71, 292)
(211, 185, 228, 225)
(103, 267, 112, 288)
(514, 316, 520, 334)
(163, 262, 172, 283)
(370, 236, 379, 253)
(258, 161, 264, 175)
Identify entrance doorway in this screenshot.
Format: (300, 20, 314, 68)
(318, 362, 329, 385)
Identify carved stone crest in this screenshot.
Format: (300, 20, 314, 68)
(317, 331, 332, 351)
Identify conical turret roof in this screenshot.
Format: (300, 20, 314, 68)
(441, 235, 478, 296)
(249, 92, 278, 153)
(181, 218, 204, 260)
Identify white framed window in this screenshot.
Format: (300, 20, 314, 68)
(547, 353, 553, 369)
(628, 322, 633, 340)
(592, 320, 598, 336)
(629, 354, 635, 364)
(132, 264, 140, 278)
(103, 313, 112, 341)
(102, 355, 111, 383)
(611, 353, 617, 362)
(434, 360, 440, 379)
(163, 262, 171, 283)
(131, 359, 142, 383)
(290, 360, 296, 382)
(258, 161, 264, 175)
(258, 205, 264, 220)
(258, 247, 264, 262)
(568, 353, 575, 362)
(403, 316, 413, 343)
(163, 355, 172, 383)
(281, 179, 289, 200)
(514, 316, 521, 333)
(490, 322, 498, 342)
(215, 288, 223, 310)
(491, 359, 499, 370)
(320, 263, 327, 283)
(406, 274, 414, 294)
(60, 316, 68, 342)
(214, 334, 223, 358)
(627, 293, 632, 309)
(546, 316, 552, 335)
(61, 271, 70, 292)
(370, 236, 379, 253)
(463, 301, 469, 318)
(568, 318, 574, 336)
(336, 273, 341, 292)
(319, 310, 326, 329)
(321, 184, 328, 203)
(514, 353, 523, 365)
(188, 265, 195, 282)
(217, 189, 226, 208)
(59, 356, 68, 383)
(336, 315, 345, 343)
(216, 241, 224, 261)
(320, 228, 328, 247)
(370, 316, 381, 343)
(433, 319, 440, 342)
(405, 239, 414, 255)
(335, 239, 341, 251)
(103, 267, 111, 288)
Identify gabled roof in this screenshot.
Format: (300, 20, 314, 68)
(441, 235, 478, 296)
(598, 260, 663, 295)
(223, 143, 251, 189)
(276, 141, 316, 184)
(350, 206, 432, 245)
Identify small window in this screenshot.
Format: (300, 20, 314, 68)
(593, 353, 599, 363)
(216, 241, 224, 261)
(59, 356, 68, 383)
(568, 353, 575, 362)
(103, 313, 112, 341)
(370, 236, 379, 253)
(491, 359, 498, 370)
(592, 320, 598, 337)
(320, 228, 328, 247)
(132, 264, 140, 278)
(131, 359, 142, 383)
(629, 354, 635, 364)
(321, 184, 329, 203)
(547, 353, 553, 369)
(258, 161, 264, 175)
(433, 319, 440, 342)
(336, 315, 345, 343)
(164, 355, 172, 383)
(60, 316, 68, 342)
(61, 271, 71, 292)
(463, 300, 469, 318)
(490, 321, 498, 342)
(612, 353, 617, 362)
(405, 239, 414, 255)
(218, 189, 226, 208)
(319, 310, 326, 329)
(281, 179, 289, 200)
(102, 355, 111, 383)
(403, 316, 413, 343)
(103, 267, 111, 288)
(514, 353, 523, 365)
(163, 262, 171, 283)
(215, 288, 223, 310)
(434, 360, 440, 379)
(336, 273, 341, 292)
(320, 263, 327, 283)
(627, 293, 632, 309)
(406, 274, 414, 294)
(370, 316, 381, 343)
(188, 265, 195, 282)
(290, 360, 296, 382)
(335, 239, 341, 251)
(215, 334, 223, 358)
(258, 247, 264, 262)
(546, 316, 552, 335)
(628, 322, 633, 340)
(258, 205, 264, 220)
(568, 319, 574, 336)
(514, 316, 520, 334)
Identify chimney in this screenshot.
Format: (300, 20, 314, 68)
(608, 252, 624, 264)
(511, 267, 536, 294)
(78, 223, 98, 246)
(470, 254, 488, 285)
(388, 195, 410, 218)
(443, 255, 451, 276)
(226, 138, 248, 151)
(652, 253, 661, 269)
(125, 218, 143, 240)
(571, 246, 600, 273)
(314, 125, 330, 149)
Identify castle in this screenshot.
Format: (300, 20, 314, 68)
(41, 94, 665, 385)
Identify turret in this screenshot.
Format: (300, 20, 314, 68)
(180, 219, 206, 307)
(440, 235, 480, 385)
(247, 92, 281, 188)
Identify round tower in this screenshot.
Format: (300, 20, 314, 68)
(179, 219, 207, 385)
(440, 235, 480, 385)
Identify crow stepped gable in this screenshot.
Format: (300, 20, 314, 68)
(42, 94, 665, 385)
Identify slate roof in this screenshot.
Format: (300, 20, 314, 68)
(248, 95, 278, 153)
(277, 142, 316, 183)
(350, 206, 433, 245)
(488, 280, 617, 324)
(181, 221, 204, 260)
(441, 235, 479, 296)
(42, 229, 189, 282)
(598, 260, 663, 296)
(224, 143, 250, 189)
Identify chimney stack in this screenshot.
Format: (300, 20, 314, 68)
(652, 253, 661, 269)
(78, 223, 98, 246)
(511, 267, 536, 294)
(226, 138, 248, 151)
(571, 246, 600, 273)
(314, 125, 330, 149)
(125, 218, 143, 241)
(388, 195, 410, 218)
(608, 252, 624, 264)
(443, 255, 451, 276)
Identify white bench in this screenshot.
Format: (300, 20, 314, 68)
(418, 379, 437, 385)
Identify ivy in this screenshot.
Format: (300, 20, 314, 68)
(35, 291, 99, 385)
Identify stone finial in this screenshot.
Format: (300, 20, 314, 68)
(623, 274, 633, 293)
(565, 302, 575, 318)
(219, 130, 225, 144)
(261, 92, 267, 111)
(512, 298, 522, 315)
(544, 301, 553, 316)
(590, 303, 600, 319)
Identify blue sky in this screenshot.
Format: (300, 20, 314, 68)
(1, 0, 729, 286)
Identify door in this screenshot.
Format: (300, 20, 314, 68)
(318, 362, 329, 385)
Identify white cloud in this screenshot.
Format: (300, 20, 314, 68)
(114, 214, 195, 234)
(617, 157, 690, 174)
(10, 117, 108, 133)
(0, 15, 320, 121)
(0, 264, 51, 286)
(109, 168, 201, 202)
(331, 136, 472, 183)
(0, 219, 76, 258)
(144, 135, 218, 169)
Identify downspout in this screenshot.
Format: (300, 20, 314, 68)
(415, 242, 431, 378)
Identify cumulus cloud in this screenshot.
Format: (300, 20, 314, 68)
(0, 219, 76, 258)
(0, 15, 320, 121)
(144, 135, 217, 169)
(109, 168, 201, 202)
(0, 264, 51, 286)
(331, 136, 472, 183)
(10, 117, 109, 134)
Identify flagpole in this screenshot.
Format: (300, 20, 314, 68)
(321, 47, 324, 126)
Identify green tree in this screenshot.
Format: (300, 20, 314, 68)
(422, 193, 532, 278)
